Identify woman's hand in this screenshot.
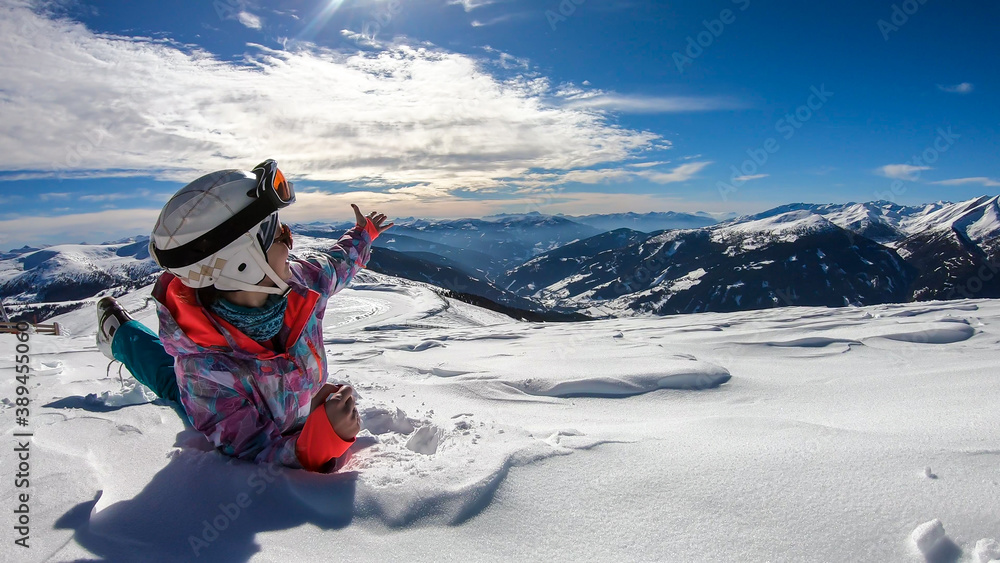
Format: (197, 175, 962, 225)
(311, 383, 360, 441)
(351, 203, 394, 235)
(310, 383, 341, 414)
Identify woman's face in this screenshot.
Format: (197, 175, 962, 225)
(265, 224, 293, 283)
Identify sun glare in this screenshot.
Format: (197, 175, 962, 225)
(297, 0, 349, 41)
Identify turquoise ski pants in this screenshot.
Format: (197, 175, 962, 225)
(111, 320, 180, 403)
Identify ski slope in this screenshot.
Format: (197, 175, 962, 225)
(1, 271, 998, 562)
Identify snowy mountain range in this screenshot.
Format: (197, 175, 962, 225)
(0, 238, 161, 320)
(729, 196, 1000, 301)
(2, 197, 998, 322)
(552, 210, 721, 233)
(501, 213, 917, 317)
(501, 196, 1000, 316)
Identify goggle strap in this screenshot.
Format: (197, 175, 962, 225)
(153, 196, 276, 269)
(214, 277, 290, 296)
(258, 212, 280, 254)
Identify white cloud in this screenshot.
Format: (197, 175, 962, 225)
(876, 164, 931, 181)
(472, 15, 512, 27)
(626, 161, 669, 168)
(937, 82, 973, 94)
(0, 2, 665, 195)
(636, 161, 712, 184)
(930, 177, 1000, 187)
(78, 189, 153, 202)
(271, 9, 299, 21)
(732, 174, 768, 182)
(512, 168, 631, 189)
(0, 208, 161, 248)
(448, 0, 498, 12)
(471, 12, 528, 27)
(560, 92, 742, 114)
(511, 161, 710, 189)
(39, 192, 72, 201)
(561, 168, 633, 184)
(236, 11, 262, 30)
(0, 170, 151, 182)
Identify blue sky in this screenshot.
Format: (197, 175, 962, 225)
(0, 0, 997, 248)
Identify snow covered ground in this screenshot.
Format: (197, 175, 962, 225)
(1, 271, 998, 562)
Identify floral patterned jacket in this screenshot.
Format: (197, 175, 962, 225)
(152, 221, 378, 469)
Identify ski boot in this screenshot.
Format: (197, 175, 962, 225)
(96, 296, 133, 362)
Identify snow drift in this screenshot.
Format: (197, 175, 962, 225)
(0, 271, 997, 562)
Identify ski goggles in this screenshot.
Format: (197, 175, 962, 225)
(154, 160, 297, 270)
(251, 159, 295, 207)
(275, 223, 293, 250)
(261, 220, 293, 253)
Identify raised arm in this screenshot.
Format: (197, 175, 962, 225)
(296, 204, 394, 299)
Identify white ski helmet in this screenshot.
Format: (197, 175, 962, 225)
(149, 160, 295, 296)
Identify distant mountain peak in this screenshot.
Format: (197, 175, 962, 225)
(100, 235, 150, 246)
(714, 209, 838, 239)
(483, 211, 544, 219)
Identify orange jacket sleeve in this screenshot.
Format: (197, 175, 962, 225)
(295, 408, 356, 472)
(362, 216, 381, 242)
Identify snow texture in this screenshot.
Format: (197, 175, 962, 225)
(974, 538, 1000, 563)
(1, 271, 998, 562)
(912, 519, 946, 554)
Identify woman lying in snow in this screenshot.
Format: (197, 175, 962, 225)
(94, 160, 393, 472)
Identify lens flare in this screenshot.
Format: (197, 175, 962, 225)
(297, 0, 348, 42)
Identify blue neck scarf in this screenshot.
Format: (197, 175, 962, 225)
(209, 293, 288, 343)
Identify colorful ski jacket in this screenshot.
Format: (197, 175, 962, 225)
(152, 220, 380, 470)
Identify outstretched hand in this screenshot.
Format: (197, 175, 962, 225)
(352, 203, 394, 235)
